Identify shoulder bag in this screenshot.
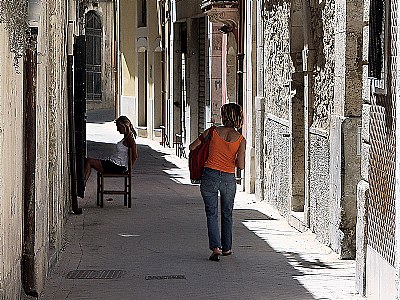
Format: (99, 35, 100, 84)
(189, 126, 216, 184)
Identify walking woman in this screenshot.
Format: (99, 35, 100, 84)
(189, 103, 246, 261)
(84, 115, 138, 187)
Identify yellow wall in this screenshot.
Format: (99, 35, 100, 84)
(120, 0, 136, 96)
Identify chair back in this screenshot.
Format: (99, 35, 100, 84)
(127, 147, 132, 174)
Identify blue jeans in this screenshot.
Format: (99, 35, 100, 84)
(200, 167, 237, 251)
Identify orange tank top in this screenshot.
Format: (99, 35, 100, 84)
(204, 129, 244, 173)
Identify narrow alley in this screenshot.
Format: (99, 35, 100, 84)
(39, 114, 361, 300)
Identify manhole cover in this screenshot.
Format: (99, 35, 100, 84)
(66, 270, 123, 279)
(145, 275, 186, 280)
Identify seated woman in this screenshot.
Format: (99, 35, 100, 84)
(84, 115, 138, 187)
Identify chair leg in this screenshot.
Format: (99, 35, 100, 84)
(128, 176, 132, 208)
(100, 174, 104, 208)
(124, 177, 127, 206)
(97, 172, 100, 206)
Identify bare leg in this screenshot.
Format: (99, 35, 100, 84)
(84, 157, 103, 186)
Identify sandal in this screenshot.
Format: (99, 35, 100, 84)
(222, 250, 232, 256)
(209, 248, 222, 261)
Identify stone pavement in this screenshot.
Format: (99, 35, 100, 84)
(39, 117, 365, 300)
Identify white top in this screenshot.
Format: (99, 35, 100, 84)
(108, 137, 129, 170)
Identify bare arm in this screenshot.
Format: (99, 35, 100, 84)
(236, 138, 246, 170)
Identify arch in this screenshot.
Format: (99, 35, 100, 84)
(153, 37, 162, 52)
(85, 10, 102, 101)
(137, 37, 148, 52)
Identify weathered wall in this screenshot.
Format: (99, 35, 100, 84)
(261, 0, 293, 217)
(262, 1, 292, 120)
(309, 131, 330, 244)
(310, 0, 335, 130)
(258, 0, 360, 259)
(0, 0, 71, 297)
(45, 0, 70, 272)
(264, 117, 291, 216)
(0, 24, 24, 299)
(356, 5, 397, 295)
(356, 0, 398, 293)
(306, 0, 336, 247)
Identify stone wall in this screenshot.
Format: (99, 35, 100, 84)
(262, 1, 292, 119)
(264, 117, 291, 217)
(260, 0, 292, 216)
(258, 0, 356, 256)
(310, 0, 335, 131)
(309, 131, 330, 245)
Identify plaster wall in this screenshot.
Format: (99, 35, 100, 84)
(122, 0, 162, 138)
(0, 25, 24, 299)
(366, 246, 396, 299)
(30, 0, 70, 293)
(0, 0, 71, 297)
(120, 0, 136, 97)
(45, 0, 70, 267)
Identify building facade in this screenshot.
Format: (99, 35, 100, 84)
(115, 0, 400, 299)
(252, 0, 362, 259)
(356, 0, 399, 296)
(0, 0, 107, 297)
(78, 0, 117, 111)
(0, 0, 73, 298)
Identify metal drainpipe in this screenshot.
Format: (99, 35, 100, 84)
(237, 0, 244, 108)
(22, 27, 38, 298)
(118, 0, 122, 117)
(236, 0, 245, 181)
(161, 2, 166, 135)
(114, 0, 120, 118)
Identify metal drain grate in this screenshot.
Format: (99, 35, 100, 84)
(66, 270, 123, 279)
(145, 275, 186, 280)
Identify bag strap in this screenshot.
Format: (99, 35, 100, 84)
(199, 126, 215, 143)
(199, 126, 216, 142)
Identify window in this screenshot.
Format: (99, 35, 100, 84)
(138, 0, 147, 27)
(368, 0, 387, 86)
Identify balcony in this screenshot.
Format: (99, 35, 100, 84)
(200, 0, 239, 30)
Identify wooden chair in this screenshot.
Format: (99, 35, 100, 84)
(97, 148, 132, 208)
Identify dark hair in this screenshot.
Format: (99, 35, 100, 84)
(221, 103, 243, 129)
(115, 115, 137, 138)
